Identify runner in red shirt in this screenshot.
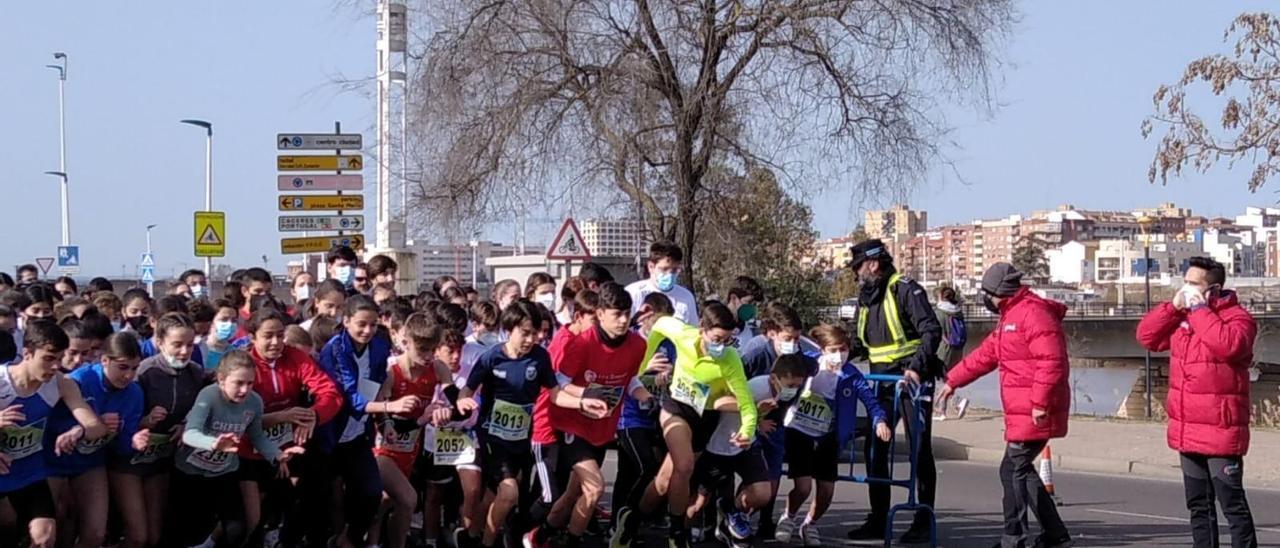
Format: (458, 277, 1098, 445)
(527, 282, 653, 548)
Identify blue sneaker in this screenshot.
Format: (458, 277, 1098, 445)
(725, 512, 752, 540)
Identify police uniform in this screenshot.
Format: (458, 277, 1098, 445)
(846, 239, 942, 541)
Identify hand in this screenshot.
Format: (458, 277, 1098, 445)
(1173, 290, 1187, 311)
(285, 407, 317, 427)
(759, 419, 777, 435)
(102, 413, 121, 434)
(456, 397, 478, 414)
(0, 405, 25, 428)
(729, 431, 753, 449)
(279, 445, 306, 463)
(936, 384, 955, 403)
(756, 398, 778, 416)
(144, 406, 168, 428)
(579, 398, 609, 419)
(1031, 407, 1047, 426)
(876, 421, 893, 442)
(0, 453, 11, 474)
(132, 429, 151, 452)
(293, 424, 313, 446)
(387, 396, 423, 415)
(212, 432, 240, 452)
(655, 371, 671, 389)
(55, 426, 85, 456)
(645, 352, 672, 375)
(902, 370, 922, 386)
(430, 406, 454, 426)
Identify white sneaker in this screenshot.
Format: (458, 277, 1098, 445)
(411, 511, 424, 530)
(263, 528, 282, 548)
(800, 523, 822, 547)
(956, 398, 970, 419)
(775, 514, 799, 543)
(933, 413, 947, 421)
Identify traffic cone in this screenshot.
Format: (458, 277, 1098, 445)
(1038, 445, 1064, 506)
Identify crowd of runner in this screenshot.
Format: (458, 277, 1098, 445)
(0, 242, 937, 548)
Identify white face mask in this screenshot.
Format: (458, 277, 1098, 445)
(776, 385, 799, 402)
(165, 353, 189, 370)
(535, 293, 556, 311)
(820, 351, 849, 369)
(777, 340, 799, 355)
(295, 285, 313, 301)
(190, 284, 207, 299)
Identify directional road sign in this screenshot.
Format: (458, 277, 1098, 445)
(140, 267, 156, 284)
(277, 155, 363, 171)
(57, 245, 80, 274)
(194, 211, 227, 257)
(278, 215, 365, 233)
(277, 133, 363, 150)
(281, 234, 365, 254)
(277, 174, 363, 191)
(546, 218, 592, 261)
(35, 258, 54, 276)
(278, 194, 364, 211)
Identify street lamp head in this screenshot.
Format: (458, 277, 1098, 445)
(53, 52, 66, 59)
(43, 171, 67, 179)
(146, 224, 158, 231)
(179, 119, 213, 134)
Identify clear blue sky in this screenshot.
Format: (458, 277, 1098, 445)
(3, 1, 1278, 276)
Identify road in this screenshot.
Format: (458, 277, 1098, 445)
(614, 460, 1280, 547)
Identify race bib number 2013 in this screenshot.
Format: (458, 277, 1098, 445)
(486, 399, 531, 442)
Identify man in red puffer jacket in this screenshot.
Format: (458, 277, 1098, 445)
(1137, 256, 1257, 548)
(938, 263, 1072, 548)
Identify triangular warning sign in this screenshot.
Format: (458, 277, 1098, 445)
(199, 225, 222, 245)
(546, 218, 592, 261)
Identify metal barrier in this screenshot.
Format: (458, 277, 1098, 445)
(837, 373, 937, 548)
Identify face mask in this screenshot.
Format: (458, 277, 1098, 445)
(295, 285, 312, 301)
(655, 271, 676, 293)
(982, 294, 1000, 315)
(736, 303, 758, 323)
(127, 316, 154, 339)
(165, 353, 189, 370)
(478, 331, 501, 347)
(214, 320, 237, 342)
(821, 351, 849, 369)
(334, 265, 354, 286)
(111, 320, 123, 333)
(776, 385, 799, 402)
(190, 284, 207, 299)
(706, 341, 726, 359)
(778, 340, 799, 355)
(535, 293, 556, 311)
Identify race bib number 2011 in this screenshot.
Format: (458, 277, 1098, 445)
(0, 420, 46, 460)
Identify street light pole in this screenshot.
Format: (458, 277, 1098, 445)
(180, 120, 213, 275)
(146, 224, 158, 296)
(46, 53, 69, 246)
(1139, 216, 1155, 419)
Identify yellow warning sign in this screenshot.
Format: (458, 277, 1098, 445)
(194, 211, 226, 257)
(277, 155, 363, 171)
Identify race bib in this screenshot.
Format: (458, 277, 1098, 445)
(0, 420, 46, 460)
(486, 399, 531, 441)
(670, 376, 710, 414)
(264, 422, 294, 448)
(76, 431, 117, 455)
(586, 384, 624, 411)
(130, 432, 174, 465)
(433, 429, 477, 465)
(186, 448, 234, 474)
(784, 390, 834, 436)
(378, 421, 420, 453)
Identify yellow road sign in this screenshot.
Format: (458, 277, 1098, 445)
(278, 194, 364, 211)
(281, 234, 365, 254)
(277, 155, 363, 171)
(194, 211, 226, 257)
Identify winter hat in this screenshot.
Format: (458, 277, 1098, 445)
(981, 263, 1024, 297)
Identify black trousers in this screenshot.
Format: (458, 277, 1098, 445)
(999, 441, 1069, 548)
(612, 427, 666, 517)
(168, 470, 247, 548)
(1181, 453, 1257, 548)
(864, 381, 935, 524)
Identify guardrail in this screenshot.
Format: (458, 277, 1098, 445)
(809, 300, 1280, 323)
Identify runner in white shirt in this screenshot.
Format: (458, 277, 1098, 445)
(625, 242, 700, 325)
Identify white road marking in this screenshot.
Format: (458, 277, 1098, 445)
(1086, 509, 1280, 534)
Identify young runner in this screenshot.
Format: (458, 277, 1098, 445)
(171, 350, 305, 547)
(612, 302, 757, 548)
(109, 313, 207, 548)
(611, 293, 674, 532)
(45, 331, 146, 548)
(776, 324, 891, 546)
(200, 300, 239, 373)
(456, 300, 605, 548)
(526, 282, 650, 548)
(0, 320, 108, 548)
(300, 279, 347, 332)
(624, 242, 699, 325)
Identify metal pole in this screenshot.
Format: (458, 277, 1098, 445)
(47, 54, 69, 246)
(204, 127, 213, 274)
(1144, 238, 1153, 419)
(146, 225, 155, 296)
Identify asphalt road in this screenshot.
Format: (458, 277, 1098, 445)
(615, 460, 1280, 547)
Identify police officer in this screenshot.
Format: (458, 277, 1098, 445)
(844, 239, 943, 544)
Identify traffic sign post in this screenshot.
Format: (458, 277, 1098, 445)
(57, 245, 80, 275)
(278, 195, 364, 211)
(194, 211, 226, 257)
(277, 134, 363, 150)
(277, 155, 363, 171)
(35, 258, 54, 278)
(278, 215, 365, 232)
(277, 175, 363, 191)
(281, 234, 365, 254)
(546, 218, 592, 281)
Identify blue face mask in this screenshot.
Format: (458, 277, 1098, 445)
(334, 265, 354, 286)
(214, 320, 237, 342)
(655, 271, 676, 292)
(706, 342, 726, 359)
(190, 284, 207, 299)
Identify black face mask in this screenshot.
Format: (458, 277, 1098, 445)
(982, 293, 1000, 315)
(127, 316, 154, 339)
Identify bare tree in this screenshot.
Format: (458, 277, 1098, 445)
(1144, 13, 1280, 192)
(406, 0, 1014, 279)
